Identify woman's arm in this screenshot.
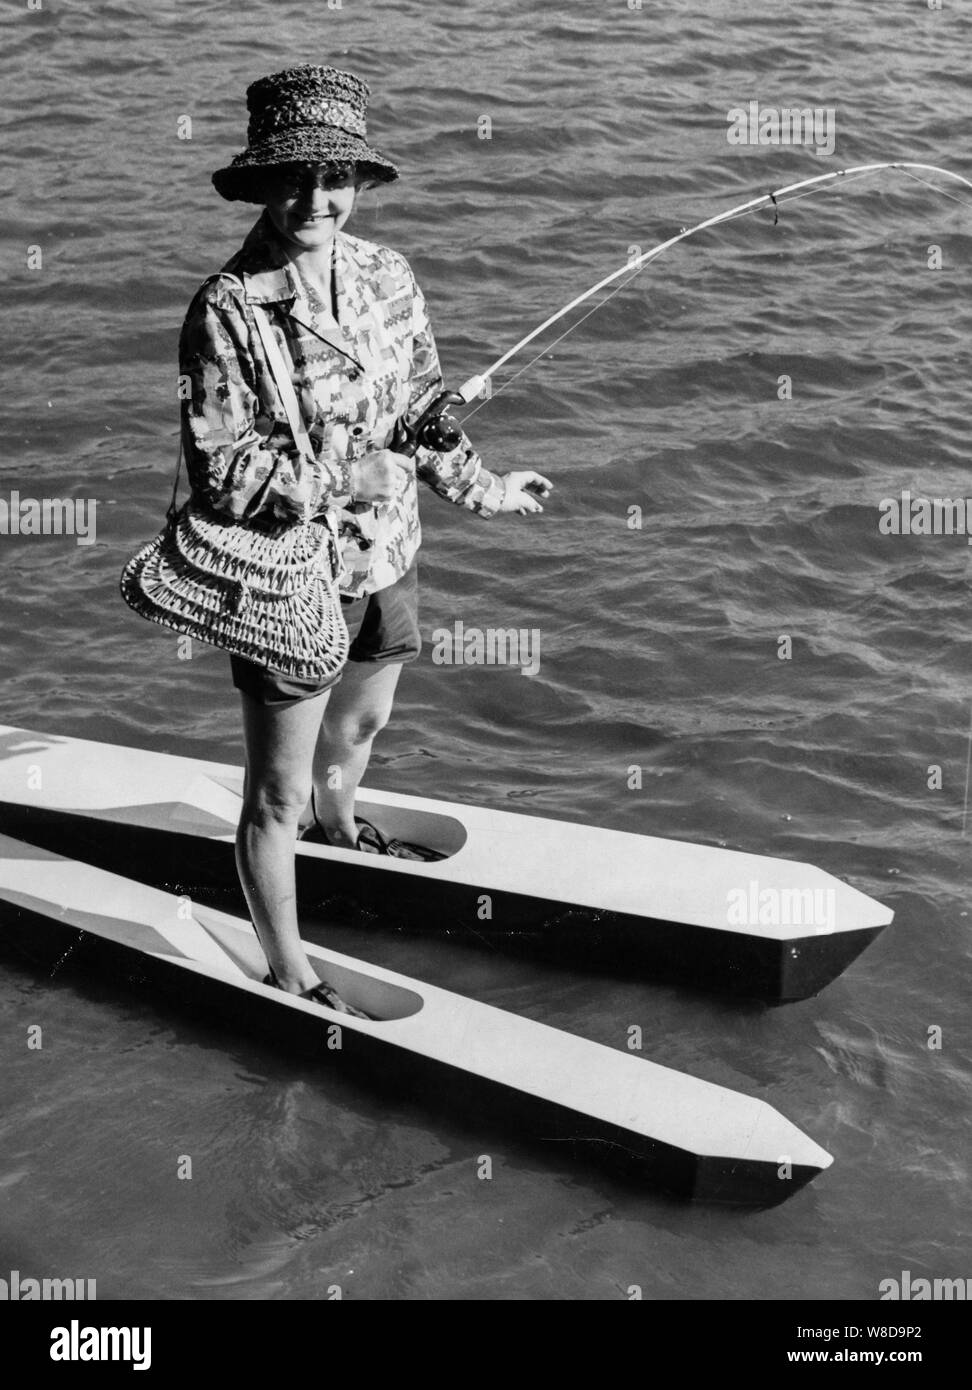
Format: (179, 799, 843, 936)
(402, 271, 507, 517)
(178, 276, 353, 524)
(401, 268, 552, 516)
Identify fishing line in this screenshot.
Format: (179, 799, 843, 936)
(461, 196, 792, 423)
(460, 268, 647, 425)
(49, 930, 88, 978)
(454, 162, 972, 423)
(459, 171, 898, 421)
(963, 699, 972, 836)
(896, 166, 972, 212)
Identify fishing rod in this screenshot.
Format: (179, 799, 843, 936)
(392, 161, 972, 458)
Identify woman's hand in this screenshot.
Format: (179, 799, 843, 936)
(497, 471, 554, 515)
(350, 449, 415, 504)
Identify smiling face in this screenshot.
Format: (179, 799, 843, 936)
(260, 161, 358, 251)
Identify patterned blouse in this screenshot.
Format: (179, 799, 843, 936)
(178, 210, 504, 598)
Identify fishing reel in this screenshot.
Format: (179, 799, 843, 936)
(391, 390, 466, 458)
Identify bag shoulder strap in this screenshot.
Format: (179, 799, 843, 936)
(219, 274, 315, 462)
(168, 272, 316, 520)
(166, 436, 184, 523)
(250, 304, 316, 461)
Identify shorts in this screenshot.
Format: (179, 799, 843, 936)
(229, 559, 422, 707)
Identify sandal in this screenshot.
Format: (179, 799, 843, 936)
(297, 818, 379, 853)
(296, 791, 383, 854)
(262, 969, 372, 1020)
(298, 803, 445, 861)
(353, 816, 447, 862)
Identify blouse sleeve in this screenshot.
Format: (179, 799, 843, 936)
(403, 269, 505, 519)
(178, 276, 352, 524)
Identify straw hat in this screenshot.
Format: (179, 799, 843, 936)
(212, 64, 399, 202)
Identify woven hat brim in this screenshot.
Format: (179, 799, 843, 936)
(212, 130, 398, 202)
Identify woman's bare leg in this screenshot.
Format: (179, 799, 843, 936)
(310, 661, 403, 847)
(236, 687, 330, 993)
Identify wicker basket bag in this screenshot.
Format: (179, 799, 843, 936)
(120, 278, 349, 681)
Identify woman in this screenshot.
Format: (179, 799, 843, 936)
(180, 65, 551, 1011)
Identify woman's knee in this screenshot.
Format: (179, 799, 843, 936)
(327, 708, 391, 747)
(242, 770, 312, 824)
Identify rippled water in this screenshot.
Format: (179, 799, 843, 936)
(1, 0, 970, 1300)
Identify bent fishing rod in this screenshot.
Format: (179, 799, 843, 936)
(392, 161, 972, 460)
